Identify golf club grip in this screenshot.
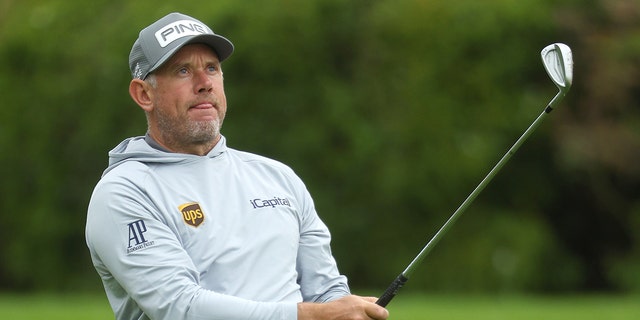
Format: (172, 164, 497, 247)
(375, 274, 408, 307)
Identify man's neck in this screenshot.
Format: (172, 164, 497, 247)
(145, 133, 219, 156)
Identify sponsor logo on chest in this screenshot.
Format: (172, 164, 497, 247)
(250, 197, 292, 209)
(178, 202, 205, 227)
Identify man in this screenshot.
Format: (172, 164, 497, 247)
(85, 12, 389, 320)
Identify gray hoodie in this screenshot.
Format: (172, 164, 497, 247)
(86, 135, 349, 320)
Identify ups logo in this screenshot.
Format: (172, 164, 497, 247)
(178, 202, 205, 227)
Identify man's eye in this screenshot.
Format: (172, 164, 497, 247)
(178, 68, 189, 74)
(208, 66, 218, 72)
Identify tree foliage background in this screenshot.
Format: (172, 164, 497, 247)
(1, 0, 638, 294)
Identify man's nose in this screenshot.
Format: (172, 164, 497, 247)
(195, 71, 213, 93)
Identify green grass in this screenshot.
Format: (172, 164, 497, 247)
(0, 292, 113, 320)
(0, 292, 638, 319)
(386, 293, 640, 320)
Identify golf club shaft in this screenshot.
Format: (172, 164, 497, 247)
(376, 92, 564, 307)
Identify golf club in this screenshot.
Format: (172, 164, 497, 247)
(376, 43, 573, 307)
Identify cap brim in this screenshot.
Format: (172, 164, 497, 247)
(147, 33, 234, 76)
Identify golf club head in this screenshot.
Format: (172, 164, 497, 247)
(541, 43, 573, 92)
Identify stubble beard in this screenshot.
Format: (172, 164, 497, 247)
(154, 107, 224, 151)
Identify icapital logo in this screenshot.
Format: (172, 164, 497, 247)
(250, 197, 292, 209)
(179, 202, 205, 227)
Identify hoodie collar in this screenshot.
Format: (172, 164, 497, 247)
(103, 135, 228, 176)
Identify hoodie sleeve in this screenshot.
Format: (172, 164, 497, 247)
(85, 172, 297, 320)
(292, 173, 351, 303)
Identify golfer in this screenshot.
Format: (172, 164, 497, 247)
(85, 12, 389, 320)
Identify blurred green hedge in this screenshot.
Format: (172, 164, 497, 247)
(1, 0, 638, 293)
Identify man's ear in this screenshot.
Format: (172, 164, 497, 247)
(129, 79, 154, 112)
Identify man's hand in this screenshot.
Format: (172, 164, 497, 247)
(297, 295, 389, 320)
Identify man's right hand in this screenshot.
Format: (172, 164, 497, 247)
(297, 295, 389, 320)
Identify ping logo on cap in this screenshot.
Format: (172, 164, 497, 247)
(155, 20, 209, 48)
(179, 202, 205, 227)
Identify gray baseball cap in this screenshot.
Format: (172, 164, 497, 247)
(129, 12, 234, 79)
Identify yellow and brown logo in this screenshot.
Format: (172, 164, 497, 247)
(179, 202, 205, 227)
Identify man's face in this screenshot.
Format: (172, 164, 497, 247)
(147, 43, 227, 153)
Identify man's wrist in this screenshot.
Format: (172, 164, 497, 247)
(297, 302, 319, 320)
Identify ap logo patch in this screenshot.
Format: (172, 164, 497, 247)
(127, 219, 155, 253)
(179, 202, 205, 227)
